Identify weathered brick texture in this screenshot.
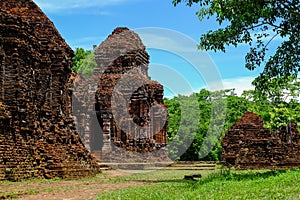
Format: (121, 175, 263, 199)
(0, 0, 100, 181)
(222, 112, 300, 169)
(73, 28, 168, 161)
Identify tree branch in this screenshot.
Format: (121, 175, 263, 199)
(243, 22, 267, 31)
(265, 32, 280, 48)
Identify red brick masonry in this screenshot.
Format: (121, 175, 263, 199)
(0, 0, 100, 181)
(72, 28, 168, 162)
(222, 112, 300, 169)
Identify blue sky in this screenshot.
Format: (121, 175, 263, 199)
(33, 0, 279, 97)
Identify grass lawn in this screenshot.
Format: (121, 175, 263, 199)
(1, 168, 299, 199)
(96, 168, 300, 200)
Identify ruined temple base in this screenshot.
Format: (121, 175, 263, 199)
(91, 145, 172, 170)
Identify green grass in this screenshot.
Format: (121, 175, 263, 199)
(105, 170, 211, 183)
(1, 168, 300, 199)
(95, 169, 300, 200)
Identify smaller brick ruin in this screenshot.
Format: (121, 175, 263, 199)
(222, 112, 300, 169)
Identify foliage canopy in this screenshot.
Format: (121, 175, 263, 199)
(72, 48, 97, 78)
(165, 88, 300, 161)
(173, 0, 300, 89)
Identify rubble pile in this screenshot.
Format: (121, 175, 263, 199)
(222, 112, 300, 169)
(73, 28, 168, 161)
(0, 0, 100, 181)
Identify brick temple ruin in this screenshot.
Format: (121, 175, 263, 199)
(72, 28, 168, 161)
(222, 112, 300, 169)
(0, 0, 100, 181)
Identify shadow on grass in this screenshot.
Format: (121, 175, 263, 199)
(120, 168, 300, 187)
(196, 168, 300, 186)
(129, 179, 194, 184)
(132, 169, 290, 184)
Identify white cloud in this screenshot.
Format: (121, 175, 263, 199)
(162, 76, 255, 99)
(93, 11, 112, 16)
(222, 76, 255, 96)
(67, 36, 106, 50)
(135, 27, 224, 90)
(136, 31, 198, 53)
(34, 0, 135, 13)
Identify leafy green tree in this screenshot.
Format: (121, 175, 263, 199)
(252, 76, 300, 104)
(173, 0, 300, 88)
(243, 78, 300, 130)
(166, 89, 235, 161)
(164, 97, 181, 140)
(225, 95, 250, 127)
(166, 87, 300, 161)
(72, 48, 97, 78)
(166, 94, 201, 160)
(72, 48, 87, 72)
(78, 52, 97, 78)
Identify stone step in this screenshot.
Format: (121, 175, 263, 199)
(98, 162, 217, 170)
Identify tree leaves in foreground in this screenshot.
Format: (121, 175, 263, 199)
(173, 0, 300, 89)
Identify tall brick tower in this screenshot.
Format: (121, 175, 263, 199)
(73, 28, 168, 161)
(0, 0, 100, 180)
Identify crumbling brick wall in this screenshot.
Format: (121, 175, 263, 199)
(73, 28, 168, 161)
(222, 112, 300, 169)
(0, 0, 100, 181)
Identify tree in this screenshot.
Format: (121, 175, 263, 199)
(72, 48, 97, 78)
(72, 48, 87, 73)
(241, 76, 300, 130)
(165, 94, 201, 160)
(166, 88, 300, 160)
(165, 89, 242, 161)
(173, 0, 300, 89)
(252, 76, 300, 103)
(78, 52, 97, 78)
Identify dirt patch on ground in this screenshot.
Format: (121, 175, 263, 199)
(106, 170, 132, 177)
(0, 171, 144, 200)
(16, 183, 141, 200)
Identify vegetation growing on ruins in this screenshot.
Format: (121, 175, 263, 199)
(173, 0, 300, 90)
